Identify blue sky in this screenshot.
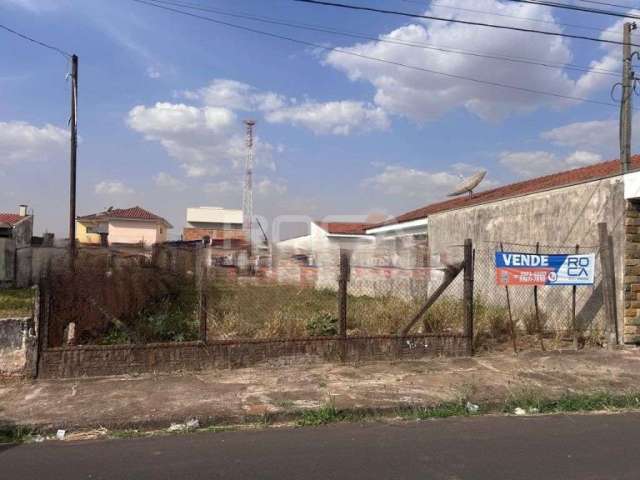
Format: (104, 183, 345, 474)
(0, 0, 637, 239)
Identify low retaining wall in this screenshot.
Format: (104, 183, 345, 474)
(38, 334, 469, 379)
(0, 316, 37, 377)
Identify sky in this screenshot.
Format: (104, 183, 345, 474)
(1, 0, 639, 240)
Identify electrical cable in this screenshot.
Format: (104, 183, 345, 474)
(134, 0, 627, 109)
(292, 0, 640, 47)
(0, 23, 71, 58)
(151, 0, 620, 77)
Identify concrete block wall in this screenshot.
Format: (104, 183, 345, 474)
(0, 317, 37, 377)
(38, 334, 469, 379)
(624, 200, 640, 343)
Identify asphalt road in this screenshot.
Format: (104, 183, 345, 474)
(2, 413, 640, 479)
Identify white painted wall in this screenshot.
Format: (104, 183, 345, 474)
(108, 220, 164, 245)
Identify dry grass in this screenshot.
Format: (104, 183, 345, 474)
(206, 282, 427, 339)
(0, 288, 34, 317)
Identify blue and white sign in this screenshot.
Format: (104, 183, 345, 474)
(495, 252, 595, 286)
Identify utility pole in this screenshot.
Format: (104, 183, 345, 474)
(621, 22, 636, 173)
(69, 54, 78, 258)
(242, 120, 255, 260)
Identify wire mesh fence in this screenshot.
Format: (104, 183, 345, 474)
(473, 241, 605, 352)
(38, 237, 609, 354)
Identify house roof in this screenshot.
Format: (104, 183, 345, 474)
(372, 155, 640, 229)
(0, 213, 28, 227)
(314, 221, 373, 235)
(77, 206, 173, 228)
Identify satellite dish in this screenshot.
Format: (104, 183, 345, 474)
(447, 170, 487, 197)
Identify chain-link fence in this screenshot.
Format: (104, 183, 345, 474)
(473, 241, 605, 352)
(40, 246, 203, 347)
(39, 238, 608, 353)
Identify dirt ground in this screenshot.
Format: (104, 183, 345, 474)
(2, 348, 640, 432)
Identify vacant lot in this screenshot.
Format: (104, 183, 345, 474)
(0, 288, 34, 317)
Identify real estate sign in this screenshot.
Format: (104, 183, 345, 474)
(495, 252, 595, 286)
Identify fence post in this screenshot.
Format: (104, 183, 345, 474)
(598, 222, 618, 348)
(500, 242, 518, 354)
(338, 250, 350, 339)
(533, 242, 546, 351)
(572, 244, 580, 350)
(198, 252, 208, 343)
(463, 238, 474, 355)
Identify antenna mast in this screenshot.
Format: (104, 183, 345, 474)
(243, 120, 255, 258)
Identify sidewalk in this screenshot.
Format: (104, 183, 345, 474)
(2, 349, 640, 432)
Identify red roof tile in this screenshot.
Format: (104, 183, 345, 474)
(374, 155, 640, 228)
(78, 206, 172, 227)
(314, 221, 373, 235)
(0, 213, 27, 226)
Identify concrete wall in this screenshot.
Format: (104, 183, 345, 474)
(13, 217, 33, 249)
(427, 175, 625, 339)
(38, 334, 469, 378)
(0, 316, 37, 377)
(0, 238, 15, 286)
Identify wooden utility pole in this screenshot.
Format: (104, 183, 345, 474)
(620, 22, 635, 173)
(69, 54, 78, 258)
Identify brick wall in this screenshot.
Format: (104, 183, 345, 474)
(624, 200, 640, 343)
(38, 334, 469, 379)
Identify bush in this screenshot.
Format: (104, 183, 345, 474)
(306, 312, 338, 336)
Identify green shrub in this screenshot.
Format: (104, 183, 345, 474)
(306, 312, 338, 336)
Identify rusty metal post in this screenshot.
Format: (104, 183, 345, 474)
(533, 242, 546, 351)
(463, 238, 474, 355)
(572, 244, 580, 350)
(338, 250, 350, 338)
(500, 242, 518, 354)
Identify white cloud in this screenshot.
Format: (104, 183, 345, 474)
(127, 102, 257, 177)
(146, 66, 161, 79)
(1, 0, 62, 11)
(265, 100, 389, 135)
(153, 172, 185, 190)
(0, 121, 67, 165)
(129, 78, 389, 178)
(256, 178, 287, 196)
(363, 165, 467, 199)
(573, 14, 639, 98)
(204, 177, 287, 196)
(182, 79, 286, 112)
(183, 78, 386, 135)
(323, 0, 602, 121)
(499, 150, 602, 178)
(541, 116, 640, 158)
(541, 119, 617, 150)
(95, 181, 134, 195)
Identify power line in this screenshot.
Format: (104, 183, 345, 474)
(504, 0, 640, 20)
(0, 23, 71, 58)
(292, 0, 640, 47)
(398, 0, 620, 36)
(134, 0, 625, 109)
(153, 0, 619, 77)
(577, 0, 638, 9)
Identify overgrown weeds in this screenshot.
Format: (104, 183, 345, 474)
(206, 282, 424, 339)
(0, 288, 34, 317)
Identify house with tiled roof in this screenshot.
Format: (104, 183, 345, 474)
(76, 206, 172, 247)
